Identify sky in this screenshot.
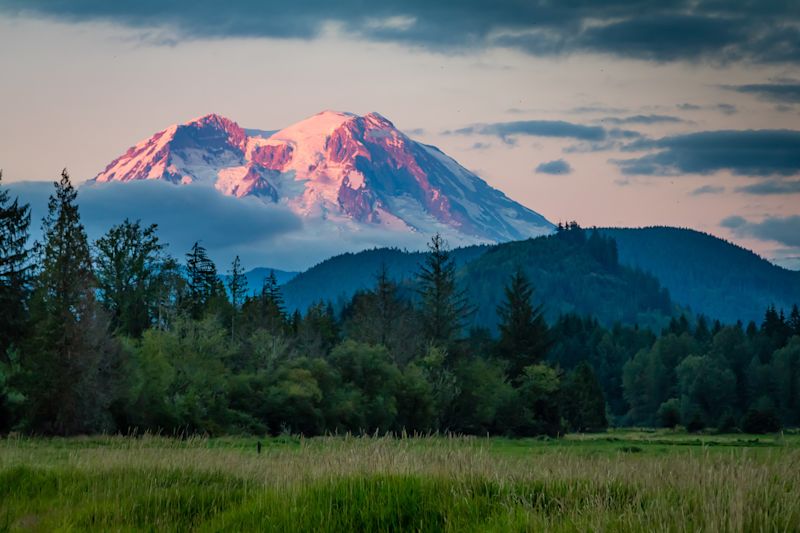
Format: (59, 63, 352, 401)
(0, 1, 799, 269)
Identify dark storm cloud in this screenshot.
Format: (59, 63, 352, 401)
(535, 160, 572, 175)
(735, 180, 800, 195)
(447, 120, 607, 142)
(3, 1, 800, 64)
(723, 80, 800, 104)
(721, 215, 800, 248)
(614, 130, 800, 176)
(575, 14, 747, 62)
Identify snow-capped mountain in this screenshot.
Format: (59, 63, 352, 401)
(92, 110, 552, 243)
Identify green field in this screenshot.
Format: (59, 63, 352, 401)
(1, 431, 799, 532)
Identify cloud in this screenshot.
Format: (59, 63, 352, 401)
(535, 159, 572, 175)
(720, 215, 747, 229)
(722, 215, 800, 248)
(3, 179, 478, 271)
(677, 103, 738, 114)
(715, 103, 738, 115)
(614, 130, 800, 176)
(690, 185, 725, 195)
(469, 142, 492, 150)
(575, 14, 747, 63)
(446, 120, 607, 142)
(7, 180, 307, 269)
(568, 105, 630, 115)
(723, 80, 800, 104)
(598, 114, 686, 125)
(735, 180, 800, 195)
(3, 1, 799, 65)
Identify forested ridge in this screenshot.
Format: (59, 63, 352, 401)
(603, 227, 800, 324)
(1, 171, 799, 437)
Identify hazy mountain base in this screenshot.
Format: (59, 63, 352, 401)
(283, 229, 674, 333)
(0, 433, 797, 532)
(603, 227, 800, 324)
(281, 226, 800, 328)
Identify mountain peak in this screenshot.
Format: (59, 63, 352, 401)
(91, 110, 552, 243)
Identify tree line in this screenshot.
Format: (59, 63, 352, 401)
(1, 171, 798, 436)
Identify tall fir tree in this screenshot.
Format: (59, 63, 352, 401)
(789, 304, 800, 337)
(343, 264, 419, 363)
(495, 267, 551, 379)
(23, 170, 119, 434)
(416, 234, 471, 347)
(227, 255, 247, 338)
(94, 219, 165, 337)
(185, 242, 219, 319)
(0, 170, 32, 361)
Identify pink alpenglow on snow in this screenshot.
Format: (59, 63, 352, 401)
(89, 110, 553, 244)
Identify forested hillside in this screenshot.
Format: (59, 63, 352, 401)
(282, 245, 489, 311)
(1, 173, 799, 438)
(604, 227, 800, 324)
(283, 226, 674, 331)
(461, 227, 673, 332)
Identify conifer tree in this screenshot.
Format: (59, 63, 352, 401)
(94, 219, 164, 337)
(185, 242, 218, 318)
(495, 267, 551, 379)
(561, 361, 608, 432)
(0, 170, 32, 361)
(789, 304, 800, 337)
(416, 234, 471, 347)
(260, 270, 287, 334)
(24, 170, 119, 434)
(344, 264, 419, 363)
(227, 256, 247, 339)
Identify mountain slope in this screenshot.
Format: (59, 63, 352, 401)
(91, 110, 552, 246)
(603, 227, 800, 324)
(282, 229, 675, 331)
(280, 226, 800, 328)
(282, 245, 490, 311)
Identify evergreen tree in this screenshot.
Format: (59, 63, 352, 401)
(23, 170, 119, 434)
(227, 256, 247, 338)
(94, 219, 165, 337)
(258, 270, 287, 334)
(561, 361, 608, 432)
(343, 264, 419, 364)
(185, 242, 219, 318)
(495, 268, 551, 379)
(416, 234, 471, 347)
(789, 304, 800, 336)
(0, 170, 32, 362)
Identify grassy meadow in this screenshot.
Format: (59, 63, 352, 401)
(1, 431, 799, 532)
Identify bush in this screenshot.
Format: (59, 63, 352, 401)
(741, 408, 781, 434)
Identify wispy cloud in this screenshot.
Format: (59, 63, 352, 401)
(535, 159, 572, 175)
(721, 215, 800, 248)
(722, 80, 800, 104)
(735, 180, 800, 195)
(677, 103, 737, 115)
(596, 114, 686, 125)
(690, 184, 725, 195)
(614, 130, 800, 177)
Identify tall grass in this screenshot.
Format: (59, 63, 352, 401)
(0, 434, 798, 531)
